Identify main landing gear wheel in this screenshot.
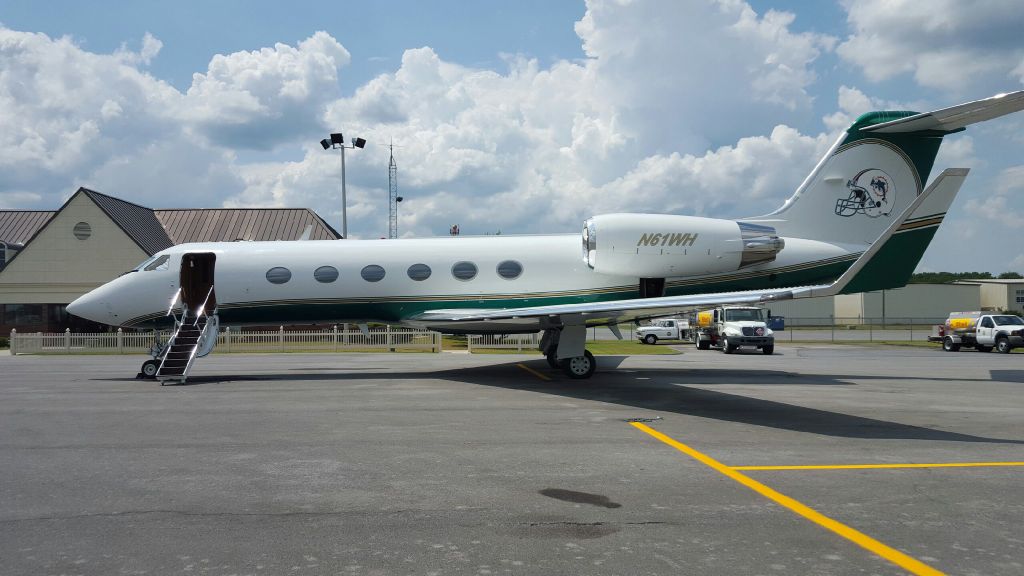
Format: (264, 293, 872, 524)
(643, 334, 658, 345)
(546, 351, 560, 369)
(561, 350, 596, 379)
(141, 359, 159, 380)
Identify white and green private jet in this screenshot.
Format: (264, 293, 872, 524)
(68, 91, 1024, 380)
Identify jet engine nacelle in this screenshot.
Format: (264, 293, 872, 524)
(582, 214, 784, 277)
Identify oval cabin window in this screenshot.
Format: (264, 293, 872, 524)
(407, 263, 431, 281)
(451, 261, 478, 281)
(361, 265, 386, 282)
(314, 266, 339, 283)
(266, 267, 292, 284)
(496, 260, 523, 280)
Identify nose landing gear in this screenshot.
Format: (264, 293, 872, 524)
(139, 359, 159, 380)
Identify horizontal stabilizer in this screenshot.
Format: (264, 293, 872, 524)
(863, 91, 1024, 133)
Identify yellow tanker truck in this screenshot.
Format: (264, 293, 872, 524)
(693, 306, 774, 355)
(932, 311, 1024, 353)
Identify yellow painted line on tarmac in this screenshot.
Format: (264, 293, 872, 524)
(733, 462, 1024, 471)
(630, 422, 944, 576)
(517, 363, 551, 381)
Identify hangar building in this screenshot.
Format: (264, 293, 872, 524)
(0, 188, 339, 333)
(956, 279, 1024, 313)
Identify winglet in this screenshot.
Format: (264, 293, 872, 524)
(800, 168, 969, 298)
(863, 91, 1024, 133)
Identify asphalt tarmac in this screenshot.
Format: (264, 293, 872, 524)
(1, 345, 1022, 575)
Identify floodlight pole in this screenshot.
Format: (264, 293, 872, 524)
(321, 133, 365, 239)
(340, 145, 347, 239)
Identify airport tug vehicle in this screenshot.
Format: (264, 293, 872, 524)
(932, 311, 1024, 353)
(693, 306, 774, 355)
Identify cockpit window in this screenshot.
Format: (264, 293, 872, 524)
(133, 254, 163, 272)
(143, 255, 170, 271)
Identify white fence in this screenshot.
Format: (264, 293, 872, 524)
(466, 332, 541, 352)
(9, 326, 442, 355)
(9, 329, 169, 355)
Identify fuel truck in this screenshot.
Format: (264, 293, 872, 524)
(932, 311, 1024, 353)
(692, 306, 774, 354)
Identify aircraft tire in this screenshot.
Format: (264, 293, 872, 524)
(561, 350, 596, 379)
(141, 360, 159, 379)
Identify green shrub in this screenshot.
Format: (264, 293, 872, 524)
(0, 336, 8, 349)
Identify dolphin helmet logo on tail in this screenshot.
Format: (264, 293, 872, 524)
(836, 168, 894, 218)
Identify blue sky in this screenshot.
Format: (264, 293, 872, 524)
(1, 0, 1023, 272)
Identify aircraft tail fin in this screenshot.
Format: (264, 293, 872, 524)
(749, 91, 1023, 246)
(792, 168, 968, 298)
(836, 168, 967, 294)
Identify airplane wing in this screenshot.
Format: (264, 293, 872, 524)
(408, 168, 967, 331)
(862, 90, 1024, 133)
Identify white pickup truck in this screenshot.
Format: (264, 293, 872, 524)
(933, 311, 1024, 353)
(636, 318, 689, 344)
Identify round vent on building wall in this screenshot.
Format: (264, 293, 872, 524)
(73, 222, 92, 240)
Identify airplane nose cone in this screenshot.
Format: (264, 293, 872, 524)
(67, 291, 111, 324)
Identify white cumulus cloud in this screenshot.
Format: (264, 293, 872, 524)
(182, 31, 350, 149)
(838, 0, 1024, 93)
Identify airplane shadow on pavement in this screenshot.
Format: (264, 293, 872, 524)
(124, 356, 1024, 445)
(466, 357, 1024, 445)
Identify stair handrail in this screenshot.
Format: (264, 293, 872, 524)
(192, 286, 215, 327)
(166, 288, 183, 324)
(182, 315, 216, 382)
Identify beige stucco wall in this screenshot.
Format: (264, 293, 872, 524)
(978, 283, 1007, 311)
(0, 192, 150, 304)
(973, 281, 1024, 312)
(834, 294, 864, 320)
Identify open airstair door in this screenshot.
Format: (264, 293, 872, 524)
(156, 253, 218, 384)
(181, 253, 217, 314)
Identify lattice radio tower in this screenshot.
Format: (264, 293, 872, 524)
(388, 143, 399, 238)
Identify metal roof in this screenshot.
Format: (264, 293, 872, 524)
(155, 209, 340, 243)
(0, 211, 56, 246)
(80, 189, 175, 255)
(0, 189, 341, 269)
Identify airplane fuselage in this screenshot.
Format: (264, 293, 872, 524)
(74, 233, 855, 332)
